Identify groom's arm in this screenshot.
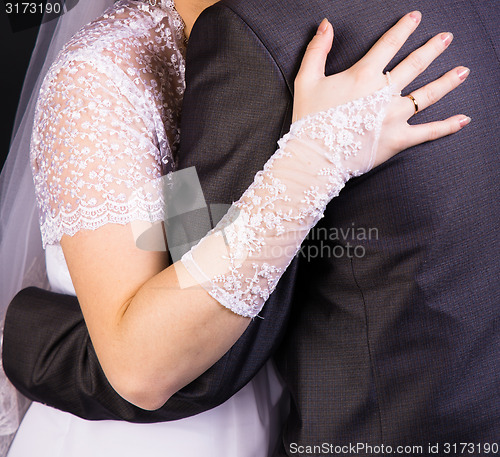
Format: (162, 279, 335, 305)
(3, 3, 294, 422)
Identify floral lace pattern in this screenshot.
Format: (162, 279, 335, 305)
(181, 85, 394, 318)
(31, 0, 186, 247)
(286, 84, 395, 176)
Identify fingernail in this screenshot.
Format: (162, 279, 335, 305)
(459, 116, 471, 127)
(410, 11, 421, 23)
(457, 67, 470, 80)
(317, 19, 329, 35)
(441, 32, 453, 46)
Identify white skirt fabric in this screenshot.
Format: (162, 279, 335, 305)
(7, 245, 286, 457)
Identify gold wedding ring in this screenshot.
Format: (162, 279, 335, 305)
(406, 94, 419, 114)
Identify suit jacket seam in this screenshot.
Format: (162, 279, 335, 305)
(350, 257, 384, 442)
(467, 3, 500, 63)
(218, 2, 294, 95)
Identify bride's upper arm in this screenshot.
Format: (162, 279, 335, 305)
(60, 223, 167, 346)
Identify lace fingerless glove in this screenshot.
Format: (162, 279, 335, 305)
(181, 84, 394, 317)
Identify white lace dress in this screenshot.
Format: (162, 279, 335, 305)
(7, 1, 285, 456)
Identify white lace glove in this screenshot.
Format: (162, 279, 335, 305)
(181, 82, 395, 317)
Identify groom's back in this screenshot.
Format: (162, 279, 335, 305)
(221, 0, 500, 450)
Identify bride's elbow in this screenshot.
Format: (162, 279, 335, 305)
(109, 372, 175, 411)
(127, 392, 172, 412)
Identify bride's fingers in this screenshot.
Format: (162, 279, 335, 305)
(405, 115, 471, 148)
(402, 66, 470, 118)
(362, 11, 421, 71)
(296, 19, 334, 82)
(390, 32, 454, 89)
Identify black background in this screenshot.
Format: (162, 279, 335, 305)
(0, 4, 42, 172)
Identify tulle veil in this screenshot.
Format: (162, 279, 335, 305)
(0, 1, 116, 453)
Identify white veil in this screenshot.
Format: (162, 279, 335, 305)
(0, 1, 116, 454)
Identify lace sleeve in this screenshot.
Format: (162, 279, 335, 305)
(31, 58, 172, 247)
(181, 84, 395, 318)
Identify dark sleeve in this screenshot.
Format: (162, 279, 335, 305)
(2, 3, 295, 422)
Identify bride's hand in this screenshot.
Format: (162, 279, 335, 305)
(293, 11, 470, 168)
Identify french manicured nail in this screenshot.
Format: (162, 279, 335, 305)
(410, 11, 421, 23)
(441, 32, 453, 46)
(317, 19, 329, 35)
(459, 116, 471, 127)
(457, 67, 470, 80)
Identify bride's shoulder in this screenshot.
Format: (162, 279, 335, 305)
(44, 0, 184, 87)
